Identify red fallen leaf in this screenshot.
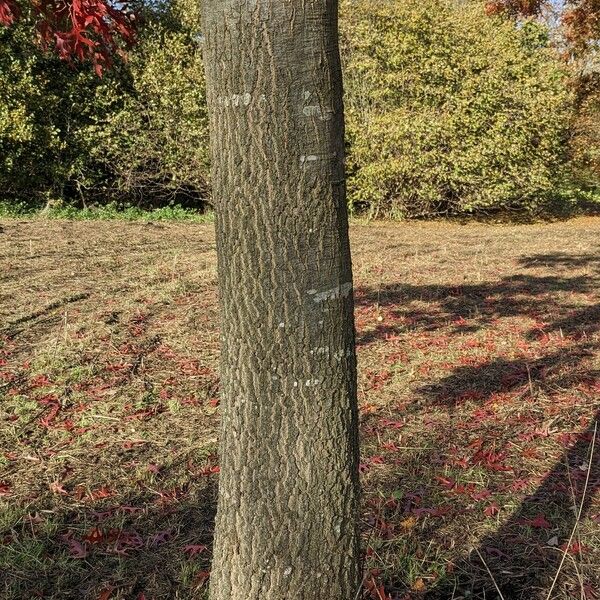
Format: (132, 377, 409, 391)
(84, 527, 104, 545)
(97, 588, 113, 600)
(29, 374, 51, 388)
(125, 406, 162, 420)
(484, 502, 500, 517)
(62, 535, 88, 558)
(510, 479, 530, 492)
(183, 544, 208, 556)
(364, 571, 392, 600)
(200, 465, 220, 476)
(137, 594, 147, 600)
(40, 403, 61, 427)
(0, 481, 10, 496)
(49, 481, 69, 495)
(147, 463, 161, 475)
(119, 506, 143, 514)
(435, 476, 456, 490)
(195, 570, 210, 587)
(583, 584, 598, 599)
(522, 447, 539, 459)
(209, 398, 220, 407)
(147, 530, 172, 546)
(122, 440, 148, 450)
(112, 530, 144, 554)
(560, 541, 590, 555)
(471, 490, 491, 502)
(379, 419, 405, 430)
(518, 514, 553, 529)
(37, 393, 59, 405)
(454, 457, 470, 469)
(89, 486, 113, 501)
(381, 441, 400, 451)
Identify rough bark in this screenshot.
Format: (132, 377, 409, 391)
(201, 1, 361, 599)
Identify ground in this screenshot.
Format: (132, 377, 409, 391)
(0, 217, 598, 600)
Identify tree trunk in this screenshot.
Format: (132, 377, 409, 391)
(201, 1, 361, 599)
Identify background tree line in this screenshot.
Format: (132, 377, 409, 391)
(1, 0, 598, 219)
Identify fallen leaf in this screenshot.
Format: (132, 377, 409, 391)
(183, 544, 208, 556)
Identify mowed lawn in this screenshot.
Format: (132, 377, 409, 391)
(0, 218, 599, 600)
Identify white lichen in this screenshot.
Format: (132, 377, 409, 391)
(308, 282, 353, 303)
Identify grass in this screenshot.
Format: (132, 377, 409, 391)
(0, 202, 214, 223)
(0, 217, 599, 599)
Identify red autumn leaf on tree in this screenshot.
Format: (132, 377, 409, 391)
(0, 0, 136, 74)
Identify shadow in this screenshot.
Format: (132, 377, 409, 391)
(425, 413, 600, 600)
(518, 253, 600, 272)
(0, 484, 217, 599)
(357, 251, 600, 599)
(355, 252, 600, 346)
(418, 342, 599, 409)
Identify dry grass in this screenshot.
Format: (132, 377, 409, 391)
(0, 217, 599, 599)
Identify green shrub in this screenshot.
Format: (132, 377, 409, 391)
(340, 0, 573, 218)
(569, 74, 600, 187)
(0, 23, 106, 207)
(0, 0, 581, 219)
(86, 1, 211, 208)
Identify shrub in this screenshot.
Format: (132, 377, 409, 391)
(340, 0, 573, 218)
(86, 0, 211, 208)
(569, 73, 600, 187)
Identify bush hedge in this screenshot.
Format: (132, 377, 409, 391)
(1, 0, 593, 218)
(340, 0, 574, 217)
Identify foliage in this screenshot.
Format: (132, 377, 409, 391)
(1, 0, 595, 218)
(0, 0, 135, 75)
(0, 0, 210, 210)
(340, 0, 574, 218)
(0, 21, 113, 206)
(569, 73, 600, 186)
(87, 7, 210, 208)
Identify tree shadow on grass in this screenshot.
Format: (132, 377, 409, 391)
(356, 251, 599, 599)
(0, 483, 217, 599)
(424, 412, 600, 600)
(355, 252, 600, 346)
(417, 341, 599, 409)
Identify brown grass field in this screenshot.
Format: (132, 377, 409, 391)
(0, 217, 599, 600)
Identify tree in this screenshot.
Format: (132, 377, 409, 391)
(201, 1, 361, 599)
(3, 1, 362, 594)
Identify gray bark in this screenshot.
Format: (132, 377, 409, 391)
(202, 1, 361, 598)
